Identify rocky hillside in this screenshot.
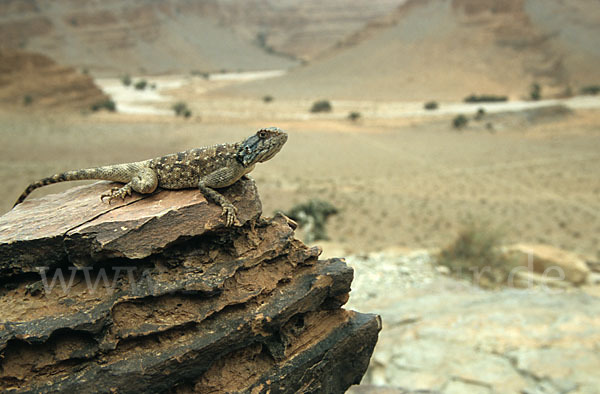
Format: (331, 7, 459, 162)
(0, 0, 406, 75)
(0, 49, 108, 110)
(223, 0, 600, 101)
(0, 179, 380, 392)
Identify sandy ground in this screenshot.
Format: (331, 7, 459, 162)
(2, 98, 599, 258)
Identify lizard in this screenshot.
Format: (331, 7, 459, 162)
(13, 127, 288, 226)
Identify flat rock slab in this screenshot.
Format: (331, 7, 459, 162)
(0, 178, 261, 275)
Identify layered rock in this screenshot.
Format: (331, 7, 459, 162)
(0, 50, 109, 110)
(0, 179, 380, 393)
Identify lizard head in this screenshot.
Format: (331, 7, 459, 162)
(237, 127, 288, 167)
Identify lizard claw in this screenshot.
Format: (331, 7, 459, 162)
(100, 185, 132, 205)
(222, 204, 239, 227)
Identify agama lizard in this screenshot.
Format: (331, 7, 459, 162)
(13, 127, 288, 226)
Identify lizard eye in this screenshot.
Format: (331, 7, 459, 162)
(258, 130, 268, 139)
(245, 146, 251, 153)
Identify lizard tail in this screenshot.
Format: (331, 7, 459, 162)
(13, 165, 136, 207)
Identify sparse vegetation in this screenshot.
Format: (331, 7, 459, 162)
(437, 222, 518, 289)
(172, 101, 192, 118)
(285, 199, 338, 243)
(134, 80, 147, 90)
(91, 99, 116, 112)
(474, 108, 486, 120)
(530, 83, 541, 101)
(121, 75, 132, 86)
(464, 94, 508, 103)
(424, 101, 439, 110)
(263, 95, 274, 103)
(348, 111, 361, 121)
(452, 114, 469, 129)
(23, 95, 33, 106)
(580, 85, 600, 95)
(310, 100, 332, 113)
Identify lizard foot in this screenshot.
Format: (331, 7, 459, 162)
(100, 185, 132, 205)
(222, 204, 239, 227)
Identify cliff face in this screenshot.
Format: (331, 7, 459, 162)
(225, 0, 600, 101)
(0, 0, 405, 75)
(0, 49, 109, 110)
(0, 179, 380, 392)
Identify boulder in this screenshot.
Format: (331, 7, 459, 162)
(504, 243, 591, 285)
(0, 179, 380, 393)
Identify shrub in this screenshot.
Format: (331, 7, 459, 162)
(121, 75, 131, 86)
(23, 95, 33, 106)
(348, 111, 361, 121)
(530, 83, 541, 101)
(263, 95, 274, 103)
(464, 94, 508, 103)
(437, 222, 517, 289)
(172, 101, 192, 118)
(91, 99, 116, 112)
(452, 114, 469, 129)
(134, 80, 147, 90)
(310, 100, 332, 113)
(424, 101, 439, 110)
(580, 85, 600, 95)
(285, 199, 338, 243)
(474, 107, 486, 120)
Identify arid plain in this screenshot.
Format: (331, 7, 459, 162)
(2, 98, 599, 258)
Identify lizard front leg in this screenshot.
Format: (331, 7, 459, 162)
(198, 181, 238, 226)
(101, 167, 158, 204)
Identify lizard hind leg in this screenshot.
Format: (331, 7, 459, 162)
(100, 167, 158, 204)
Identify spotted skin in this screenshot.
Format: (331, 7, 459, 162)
(14, 127, 288, 226)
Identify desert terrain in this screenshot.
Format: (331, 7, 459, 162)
(1, 0, 600, 392)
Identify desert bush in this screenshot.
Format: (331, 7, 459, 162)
(172, 101, 192, 118)
(348, 111, 361, 121)
(91, 99, 116, 112)
(121, 75, 131, 86)
(474, 107, 486, 120)
(464, 94, 508, 103)
(134, 80, 147, 90)
(263, 95, 274, 103)
(452, 114, 468, 129)
(310, 100, 332, 113)
(285, 199, 338, 243)
(424, 101, 438, 110)
(23, 95, 33, 106)
(530, 83, 541, 101)
(437, 222, 517, 289)
(580, 85, 600, 95)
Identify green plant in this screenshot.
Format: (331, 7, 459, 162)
(310, 100, 332, 113)
(464, 94, 508, 103)
(285, 199, 338, 243)
(134, 80, 147, 90)
(172, 102, 192, 118)
(348, 111, 361, 121)
(580, 85, 600, 95)
(424, 101, 438, 110)
(452, 114, 469, 129)
(23, 95, 33, 106)
(474, 107, 486, 120)
(121, 75, 131, 86)
(530, 83, 541, 101)
(263, 95, 274, 103)
(437, 222, 517, 289)
(91, 99, 116, 112)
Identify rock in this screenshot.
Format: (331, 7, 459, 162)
(0, 50, 109, 110)
(504, 243, 591, 285)
(0, 178, 380, 393)
(346, 250, 600, 393)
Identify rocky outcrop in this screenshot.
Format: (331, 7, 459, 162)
(0, 179, 380, 393)
(345, 249, 600, 394)
(0, 49, 109, 110)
